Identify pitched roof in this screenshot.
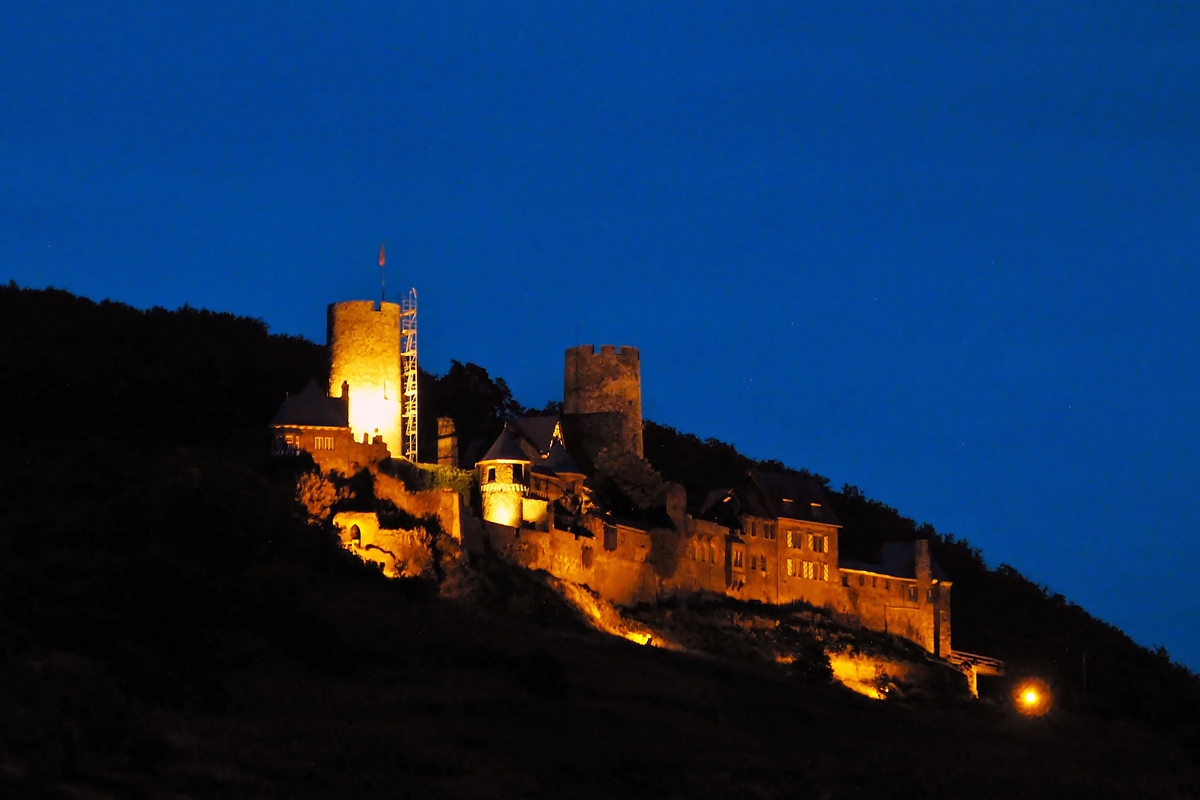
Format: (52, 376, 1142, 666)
(727, 471, 841, 526)
(840, 542, 950, 581)
(477, 415, 585, 476)
(480, 425, 530, 461)
(271, 380, 348, 428)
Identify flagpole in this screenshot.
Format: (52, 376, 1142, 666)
(379, 242, 386, 304)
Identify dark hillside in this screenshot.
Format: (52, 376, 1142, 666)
(0, 285, 1196, 797)
(644, 420, 1200, 747)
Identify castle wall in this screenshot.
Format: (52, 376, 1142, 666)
(563, 345, 643, 458)
(486, 517, 657, 606)
(371, 469, 464, 542)
(333, 511, 433, 578)
(328, 301, 403, 455)
(840, 564, 943, 654)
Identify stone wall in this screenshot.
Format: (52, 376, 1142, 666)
(563, 345, 643, 459)
(487, 517, 657, 606)
(371, 468, 464, 542)
(328, 301, 403, 455)
(333, 510, 433, 578)
(841, 568, 938, 654)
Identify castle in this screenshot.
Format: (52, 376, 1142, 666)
(273, 295, 1002, 690)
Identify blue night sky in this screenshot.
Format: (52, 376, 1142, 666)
(3, 3, 1198, 668)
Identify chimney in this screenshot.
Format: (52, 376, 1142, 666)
(915, 540, 931, 583)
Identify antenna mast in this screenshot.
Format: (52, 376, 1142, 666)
(400, 286, 419, 461)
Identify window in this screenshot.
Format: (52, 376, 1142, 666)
(858, 574, 865, 586)
(786, 559, 794, 577)
(802, 561, 813, 579)
(871, 576, 877, 588)
(822, 563, 829, 581)
(749, 555, 757, 570)
(487, 467, 496, 483)
(907, 585, 919, 602)
(927, 588, 934, 602)
(733, 550, 743, 568)
(786, 530, 793, 548)
(809, 534, 827, 553)
(765, 523, 777, 540)
(760, 558, 767, 574)
(313, 436, 334, 450)
(750, 520, 758, 537)
(709, 543, 716, 563)
(842, 574, 850, 587)
(604, 524, 618, 551)
(350, 525, 361, 542)
(885, 580, 891, 591)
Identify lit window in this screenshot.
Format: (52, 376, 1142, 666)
(734, 550, 743, 568)
(786, 559, 794, 577)
(822, 563, 829, 581)
(810, 534, 827, 553)
(786, 531, 793, 548)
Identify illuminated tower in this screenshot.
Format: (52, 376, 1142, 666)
(328, 301, 404, 455)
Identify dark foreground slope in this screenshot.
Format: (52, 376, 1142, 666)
(0, 285, 1197, 798)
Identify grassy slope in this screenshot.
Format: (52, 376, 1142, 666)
(0, 285, 1196, 797)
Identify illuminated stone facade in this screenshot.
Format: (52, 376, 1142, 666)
(271, 379, 390, 474)
(476, 348, 957, 658)
(328, 300, 403, 455)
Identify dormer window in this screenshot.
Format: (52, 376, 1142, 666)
(487, 467, 496, 483)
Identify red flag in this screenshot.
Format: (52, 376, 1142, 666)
(379, 243, 386, 267)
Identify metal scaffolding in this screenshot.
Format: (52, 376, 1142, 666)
(400, 287, 419, 461)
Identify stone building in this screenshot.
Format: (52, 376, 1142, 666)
(477, 416, 587, 530)
(271, 379, 389, 474)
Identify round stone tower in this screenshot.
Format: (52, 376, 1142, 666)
(328, 301, 403, 455)
(563, 344, 643, 458)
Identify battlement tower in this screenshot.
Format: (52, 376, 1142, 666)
(328, 301, 403, 456)
(563, 344, 643, 459)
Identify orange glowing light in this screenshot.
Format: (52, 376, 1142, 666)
(1012, 679, 1052, 716)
